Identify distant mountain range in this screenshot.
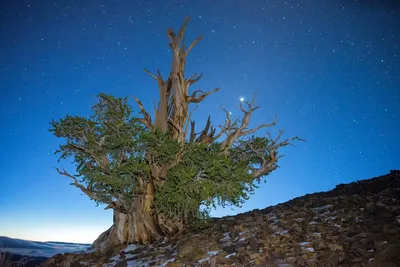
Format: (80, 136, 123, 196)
(0, 236, 90, 266)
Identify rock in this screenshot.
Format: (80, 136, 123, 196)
(373, 245, 400, 264)
(327, 252, 339, 267)
(42, 170, 400, 267)
(247, 237, 258, 252)
(114, 261, 127, 267)
(223, 245, 236, 253)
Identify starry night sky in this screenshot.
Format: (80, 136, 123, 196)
(1, 0, 399, 243)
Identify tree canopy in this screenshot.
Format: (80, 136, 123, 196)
(50, 17, 303, 247)
(51, 93, 301, 225)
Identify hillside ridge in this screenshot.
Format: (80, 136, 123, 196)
(42, 170, 400, 267)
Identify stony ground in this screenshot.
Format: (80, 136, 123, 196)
(42, 170, 400, 267)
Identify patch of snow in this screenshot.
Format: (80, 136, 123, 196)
(110, 254, 121, 261)
(268, 214, 279, 224)
(225, 253, 236, 258)
(220, 232, 231, 242)
(152, 257, 176, 267)
(320, 211, 331, 216)
(125, 258, 154, 267)
(198, 257, 210, 264)
(271, 229, 289, 237)
(207, 250, 219, 256)
(309, 221, 317, 225)
(102, 262, 116, 267)
(312, 232, 321, 237)
(238, 231, 246, 237)
(299, 242, 310, 246)
(125, 253, 136, 258)
(304, 247, 315, 252)
(295, 218, 305, 222)
(122, 244, 138, 252)
(128, 261, 142, 267)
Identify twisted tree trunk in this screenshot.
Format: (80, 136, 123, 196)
(91, 181, 183, 251)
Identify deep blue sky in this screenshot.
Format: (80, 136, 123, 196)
(1, 0, 399, 243)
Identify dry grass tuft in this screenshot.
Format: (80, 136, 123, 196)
(0, 248, 31, 267)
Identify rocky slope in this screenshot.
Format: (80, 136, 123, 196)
(42, 170, 400, 267)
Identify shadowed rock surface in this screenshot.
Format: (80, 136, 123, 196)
(42, 170, 400, 267)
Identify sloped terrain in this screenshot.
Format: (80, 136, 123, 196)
(42, 170, 400, 267)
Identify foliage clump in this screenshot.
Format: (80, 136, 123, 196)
(51, 93, 298, 225)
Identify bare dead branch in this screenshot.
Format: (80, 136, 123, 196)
(144, 68, 158, 81)
(187, 88, 219, 103)
(144, 68, 164, 88)
(211, 126, 225, 141)
(56, 168, 108, 203)
(167, 117, 181, 134)
(240, 115, 278, 136)
(187, 89, 203, 100)
(185, 73, 203, 86)
(166, 29, 175, 46)
(189, 120, 196, 142)
(167, 17, 190, 49)
(68, 143, 110, 174)
(183, 104, 198, 141)
(132, 96, 153, 130)
(247, 142, 267, 165)
(177, 17, 190, 43)
(209, 109, 236, 143)
(195, 116, 212, 142)
(105, 202, 117, 210)
(248, 134, 305, 180)
(186, 36, 202, 56)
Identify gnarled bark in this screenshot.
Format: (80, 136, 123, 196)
(92, 209, 161, 251)
(91, 180, 183, 252)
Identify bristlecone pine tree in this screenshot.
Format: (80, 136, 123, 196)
(50, 17, 302, 251)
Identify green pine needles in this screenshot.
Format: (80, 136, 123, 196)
(50, 93, 299, 227)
